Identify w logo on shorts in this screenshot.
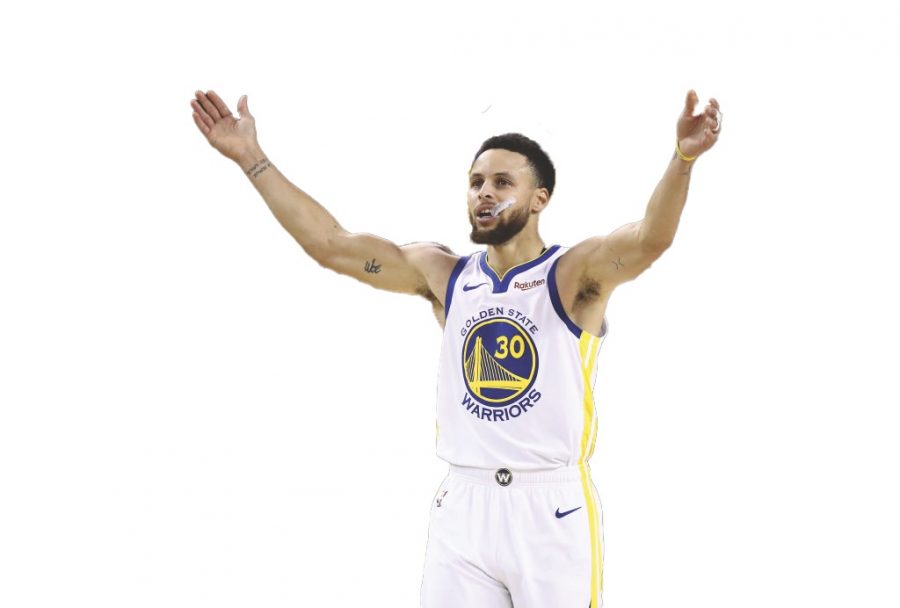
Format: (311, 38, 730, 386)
(494, 468, 512, 486)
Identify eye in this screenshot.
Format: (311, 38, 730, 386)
(470, 178, 483, 188)
(498, 178, 511, 186)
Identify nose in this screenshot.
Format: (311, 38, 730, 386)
(477, 184, 496, 202)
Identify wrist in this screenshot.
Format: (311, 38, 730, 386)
(674, 139, 697, 163)
(236, 144, 267, 173)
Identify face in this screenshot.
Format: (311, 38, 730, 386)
(467, 149, 543, 245)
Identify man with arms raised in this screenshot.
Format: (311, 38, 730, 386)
(191, 89, 720, 608)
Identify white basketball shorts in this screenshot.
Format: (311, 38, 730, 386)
(420, 464, 604, 608)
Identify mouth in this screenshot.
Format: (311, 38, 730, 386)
(474, 199, 514, 223)
(474, 206, 500, 225)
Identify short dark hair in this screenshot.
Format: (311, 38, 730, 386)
(471, 133, 556, 197)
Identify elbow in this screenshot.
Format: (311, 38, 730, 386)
(640, 236, 673, 256)
(636, 221, 674, 255)
(303, 228, 344, 270)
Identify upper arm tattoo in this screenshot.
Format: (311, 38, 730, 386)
(364, 258, 382, 273)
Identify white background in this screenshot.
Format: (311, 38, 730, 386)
(2, 1, 899, 606)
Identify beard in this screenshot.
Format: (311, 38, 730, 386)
(469, 204, 530, 245)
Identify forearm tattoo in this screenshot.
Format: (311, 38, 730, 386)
(364, 258, 382, 273)
(245, 158, 273, 179)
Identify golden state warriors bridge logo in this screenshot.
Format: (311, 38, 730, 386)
(460, 317, 542, 422)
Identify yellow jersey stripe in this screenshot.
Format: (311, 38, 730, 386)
(586, 333, 604, 460)
(577, 331, 603, 604)
(588, 476, 604, 592)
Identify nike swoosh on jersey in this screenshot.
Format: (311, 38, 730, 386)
(462, 282, 489, 291)
(555, 506, 582, 519)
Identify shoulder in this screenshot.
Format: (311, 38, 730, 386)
(552, 237, 600, 284)
(400, 242, 466, 304)
(400, 241, 461, 272)
(555, 236, 602, 272)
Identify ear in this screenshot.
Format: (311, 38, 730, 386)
(530, 188, 550, 214)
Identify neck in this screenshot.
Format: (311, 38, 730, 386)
(486, 233, 547, 279)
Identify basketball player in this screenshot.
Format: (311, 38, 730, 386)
(191, 88, 721, 607)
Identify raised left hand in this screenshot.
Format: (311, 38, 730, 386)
(676, 90, 721, 159)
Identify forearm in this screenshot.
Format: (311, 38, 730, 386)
(233, 146, 433, 294)
(637, 152, 695, 249)
(236, 146, 342, 260)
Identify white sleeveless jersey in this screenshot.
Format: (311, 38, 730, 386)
(435, 245, 607, 470)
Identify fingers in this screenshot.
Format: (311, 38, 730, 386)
(190, 99, 215, 130)
(683, 89, 698, 117)
(685, 90, 722, 133)
(237, 94, 251, 119)
(702, 104, 719, 131)
(706, 98, 722, 133)
(206, 90, 233, 119)
(191, 111, 211, 135)
(194, 90, 222, 121)
(705, 115, 721, 144)
(684, 90, 722, 115)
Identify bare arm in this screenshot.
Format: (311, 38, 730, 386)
(237, 148, 442, 296)
(191, 90, 458, 302)
(558, 90, 722, 293)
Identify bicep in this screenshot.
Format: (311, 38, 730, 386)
(321, 233, 459, 304)
(321, 230, 428, 295)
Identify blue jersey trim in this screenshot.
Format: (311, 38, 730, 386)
(444, 255, 470, 317)
(548, 256, 583, 338)
(479, 244, 561, 293)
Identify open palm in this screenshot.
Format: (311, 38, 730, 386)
(191, 90, 258, 163)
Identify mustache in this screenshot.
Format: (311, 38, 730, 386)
(468, 204, 529, 245)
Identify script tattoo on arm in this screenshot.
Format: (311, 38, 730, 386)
(244, 158, 273, 179)
(611, 256, 624, 270)
(364, 258, 382, 274)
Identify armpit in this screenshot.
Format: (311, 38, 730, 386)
(416, 285, 439, 303)
(573, 276, 603, 311)
(418, 286, 446, 328)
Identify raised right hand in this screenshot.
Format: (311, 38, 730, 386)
(191, 90, 259, 164)
(675, 89, 721, 160)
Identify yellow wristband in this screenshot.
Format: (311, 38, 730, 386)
(675, 140, 697, 162)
